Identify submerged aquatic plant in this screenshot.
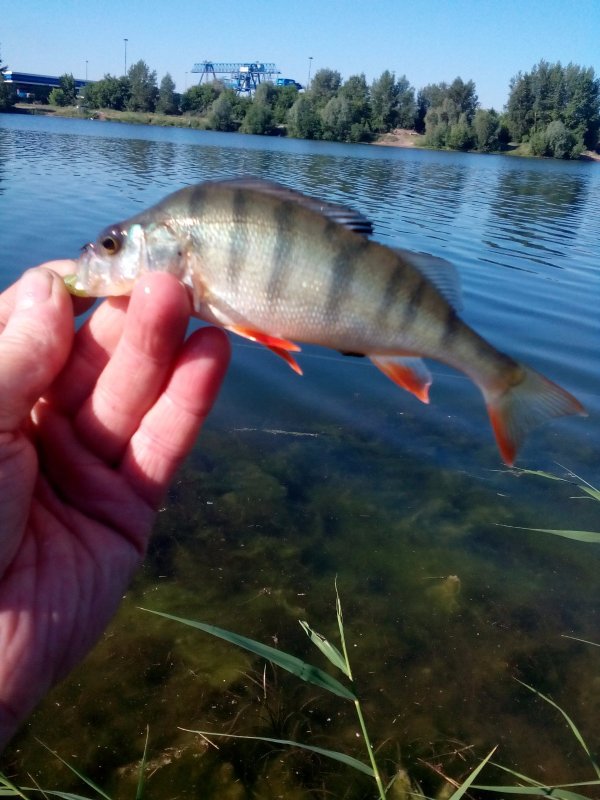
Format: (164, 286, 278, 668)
(0, 729, 150, 800)
(140, 586, 600, 798)
(3, 586, 600, 798)
(498, 467, 600, 542)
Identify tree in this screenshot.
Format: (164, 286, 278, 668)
(127, 60, 157, 112)
(447, 76, 478, 121)
(506, 71, 533, 140)
(506, 60, 600, 152)
(49, 73, 78, 107)
(253, 81, 277, 107)
(272, 84, 299, 124)
(84, 74, 129, 110)
(370, 70, 399, 132)
(155, 73, 177, 114)
(561, 63, 600, 148)
(181, 83, 220, 114)
(240, 101, 274, 135)
(339, 74, 371, 132)
(545, 120, 581, 158)
(286, 95, 321, 139)
(370, 71, 416, 133)
(447, 116, 474, 150)
(206, 89, 250, 131)
(473, 108, 500, 151)
(396, 74, 417, 128)
(0, 50, 15, 110)
(415, 82, 448, 132)
(530, 120, 581, 159)
(320, 95, 353, 140)
(309, 68, 342, 108)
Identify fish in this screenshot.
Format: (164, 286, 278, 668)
(66, 177, 586, 465)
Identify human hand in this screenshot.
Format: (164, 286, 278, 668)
(0, 263, 230, 749)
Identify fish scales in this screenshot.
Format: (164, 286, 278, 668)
(186, 186, 446, 355)
(69, 177, 586, 465)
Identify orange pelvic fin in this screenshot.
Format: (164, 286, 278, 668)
(484, 365, 586, 466)
(228, 324, 303, 375)
(369, 355, 432, 404)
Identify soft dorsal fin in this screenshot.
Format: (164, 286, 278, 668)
(394, 248, 462, 311)
(213, 177, 374, 237)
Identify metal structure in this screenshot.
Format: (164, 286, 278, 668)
(191, 61, 280, 94)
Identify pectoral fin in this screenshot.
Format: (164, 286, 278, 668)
(228, 324, 303, 375)
(369, 355, 432, 404)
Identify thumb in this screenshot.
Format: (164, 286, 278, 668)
(0, 268, 74, 432)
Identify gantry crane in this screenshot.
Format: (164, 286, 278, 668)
(191, 61, 281, 94)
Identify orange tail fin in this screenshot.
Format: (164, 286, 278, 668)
(484, 366, 586, 465)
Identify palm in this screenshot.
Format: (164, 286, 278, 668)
(0, 266, 229, 746)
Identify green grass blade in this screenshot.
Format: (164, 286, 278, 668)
(562, 634, 600, 648)
(32, 793, 98, 800)
(0, 772, 28, 800)
(179, 728, 374, 777)
(495, 524, 600, 543)
(135, 726, 149, 800)
(34, 742, 112, 800)
(334, 580, 353, 682)
(446, 747, 496, 800)
(473, 785, 599, 799)
(299, 620, 350, 677)
(140, 608, 356, 700)
(579, 485, 600, 502)
(516, 680, 600, 779)
(513, 469, 569, 482)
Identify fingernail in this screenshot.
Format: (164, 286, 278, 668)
(17, 269, 53, 310)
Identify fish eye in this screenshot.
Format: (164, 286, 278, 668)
(100, 231, 123, 255)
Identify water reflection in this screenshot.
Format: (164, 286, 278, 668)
(0, 113, 599, 797)
(483, 166, 591, 269)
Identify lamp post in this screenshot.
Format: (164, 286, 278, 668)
(307, 56, 313, 89)
(85, 60, 88, 82)
(124, 38, 128, 75)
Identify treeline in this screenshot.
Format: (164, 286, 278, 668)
(46, 58, 600, 159)
(0, 51, 15, 111)
(506, 61, 599, 157)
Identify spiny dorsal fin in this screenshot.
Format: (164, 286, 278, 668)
(394, 247, 463, 311)
(213, 177, 374, 237)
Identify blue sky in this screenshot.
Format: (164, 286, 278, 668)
(2, 0, 599, 111)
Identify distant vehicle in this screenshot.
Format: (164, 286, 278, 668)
(276, 78, 302, 90)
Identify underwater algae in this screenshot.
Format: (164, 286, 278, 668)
(2, 423, 600, 797)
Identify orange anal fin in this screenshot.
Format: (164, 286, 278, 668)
(270, 346, 303, 375)
(369, 355, 432, 404)
(228, 324, 303, 375)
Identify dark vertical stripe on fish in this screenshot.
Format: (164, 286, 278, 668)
(378, 261, 408, 321)
(324, 229, 370, 324)
(402, 278, 428, 328)
(226, 189, 248, 291)
(266, 202, 293, 302)
(443, 306, 462, 342)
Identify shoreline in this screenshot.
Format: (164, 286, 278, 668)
(9, 105, 600, 162)
(371, 127, 600, 162)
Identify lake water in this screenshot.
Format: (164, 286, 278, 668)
(1, 113, 599, 797)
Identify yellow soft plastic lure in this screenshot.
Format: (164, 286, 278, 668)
(63, 274, 91, 297)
